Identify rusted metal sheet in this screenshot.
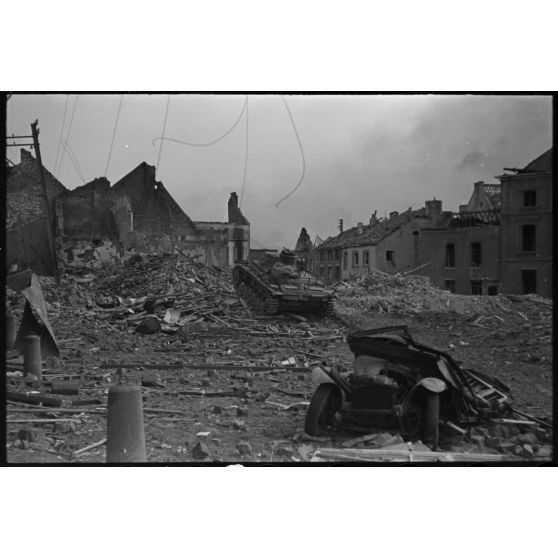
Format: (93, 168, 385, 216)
(7, 270, 59, 358)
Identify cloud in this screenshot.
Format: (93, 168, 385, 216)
(456, 150, 486, 170)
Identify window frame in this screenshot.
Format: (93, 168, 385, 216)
(523, 190, 537, 207)
(445, 243, 455, 268)
(470, 280, 483, 295)
(470, 242, 482, 267)
(521, 224, 537, 252)
(444, 279, 456, 293)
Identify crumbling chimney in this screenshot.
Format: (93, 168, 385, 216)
(425, 199, 442, 225)
(389, 211, 399, 219)
(228, 192, 249, 225)
(338, 219, 343, 233)
(228, 192, 239, 222)
(369, 210, 378, 226)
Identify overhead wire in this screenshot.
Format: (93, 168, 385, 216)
(104, 94, 124, 177)
(239, 95, 249, 208)
(53, 94, 69, 174)
(60, 140, 86, 184)
(152, 95, 248, 148)
(156, 95, 171, 176)
(275, 95, 306, 208)
(56, 94, 79, 178)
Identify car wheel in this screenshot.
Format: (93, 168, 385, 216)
(304, 384, 342, 436)
(423, 393, 440, 449)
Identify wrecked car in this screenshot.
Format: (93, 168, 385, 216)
(305, 326, 512, 448)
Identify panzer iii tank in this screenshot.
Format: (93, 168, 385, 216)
(233, 249, 335, 316)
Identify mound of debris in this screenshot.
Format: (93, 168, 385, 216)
(334, 270, 552, 320)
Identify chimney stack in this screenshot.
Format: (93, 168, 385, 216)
(425, 199, 442, 225)
(389, 211, 399, 219)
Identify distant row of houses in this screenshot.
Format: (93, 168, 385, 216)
(295, 148, 552, 298)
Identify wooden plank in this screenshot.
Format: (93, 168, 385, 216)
(73, 438, 107, 456)
(315, 447, 519, 462)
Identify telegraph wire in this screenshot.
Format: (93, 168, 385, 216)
(156, 94, 171, 175)
(275, 95, 306, 208)
(104, 94, 124, 178)
(61, 140, 86, 184)
(56, 94, 79, 178)
(152, 96, 248, 148)
(239, 96, 249, 208)
(53, 94, 69, 175)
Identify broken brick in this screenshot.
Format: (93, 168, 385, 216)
(191, 441, 210, 460)
(236, 441, 252, 457)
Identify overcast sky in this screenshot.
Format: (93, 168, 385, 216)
(7, 94, 552, 249)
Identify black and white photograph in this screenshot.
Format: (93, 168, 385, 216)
(4, 93, 553, 465)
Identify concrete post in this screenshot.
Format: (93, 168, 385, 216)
(24, 334, 42, 380)
(106, 379, 146, 462)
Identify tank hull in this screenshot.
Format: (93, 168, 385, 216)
(233, 261, 335, 317)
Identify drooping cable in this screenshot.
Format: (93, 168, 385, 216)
(239, 96, 249, 208)
(104, 94, 124, 177)
(60, 140, 86, 184)
(53, 94, 69, 175)
(56, 94, 79, 178)
(152, 96, 248, 148)
(156, 95, 171, 176)
(275, 95, 306, 207)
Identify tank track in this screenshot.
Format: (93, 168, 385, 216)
(234, 269, 279, 315)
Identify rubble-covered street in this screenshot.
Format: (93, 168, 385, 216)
(6, 254, 553, 463)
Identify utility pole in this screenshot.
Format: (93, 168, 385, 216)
(30, 119, 60, 285)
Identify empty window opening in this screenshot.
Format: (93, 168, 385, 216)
(523, 190, 537, 207)
(521, 270, 537, 294)
(445, 244, 455, 268)
(471, 242, 481, 267)
(445, 280, 455, 293)
(352, 251, 359, 266)
(521, 224, 536, 252)
(386, 250, 394, 264)
(487, 285, 498, 296)
(363, 250, 370, 266)
(471, 280, 483, 295)
(343, 251, 348, 270)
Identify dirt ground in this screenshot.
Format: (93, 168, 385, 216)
(5, 260, 553, 464)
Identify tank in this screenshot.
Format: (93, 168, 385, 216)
(233, 249, 335, 316)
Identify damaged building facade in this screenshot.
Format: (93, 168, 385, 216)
(310, 202, 446, 282)
(498, 149, 552, 298)
(310, 148, 552, 298)
(417, 184, 501, 295)
(7, 150, 250, 272)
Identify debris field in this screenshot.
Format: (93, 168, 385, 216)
(5, 254, 553, 463)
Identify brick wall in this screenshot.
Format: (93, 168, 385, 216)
(7, 149, 67, 230)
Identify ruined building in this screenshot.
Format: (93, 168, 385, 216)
(498, 148, 552, 298)
(313, 147, 552, 297)
(293, 227, 313, 269)
(6, 149, 67, 274)
(310, 201, 447, 282)
(417, 197, 500, 295)
(7, 151, 250, 272)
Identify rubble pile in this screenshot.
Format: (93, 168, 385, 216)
(5, 256, 553, 463)
(334, 270, 552, 322)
